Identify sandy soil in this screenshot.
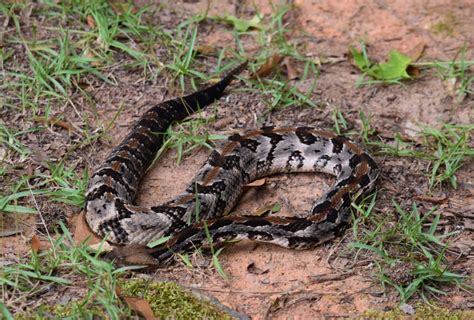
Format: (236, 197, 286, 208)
(1, 0, 473, 318)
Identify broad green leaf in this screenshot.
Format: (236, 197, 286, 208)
(368, 50, 411, 80)
(350, 47, 412, 81)
(213, 15, 263, 32)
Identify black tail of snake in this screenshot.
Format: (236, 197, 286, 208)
(85, 62, 379, 266)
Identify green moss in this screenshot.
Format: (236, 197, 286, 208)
(15, 303, 109, 319)
(119, 278, 233, 319)
(431, 13, 458, 36)
(363, 303, 473, 319)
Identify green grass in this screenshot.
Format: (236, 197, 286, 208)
(1, 0, 472, 317)
(0, 123, 33, 161)
(235, 5, 320, 112)
(156, 116, 227, 165)
(350, 195, 469, 303)
(350, 42, 473, 99)
(413, 44, 474, 101)
(331, 107, 349, 135)
(247, 60, 318, 112)
(1, 223, 228, 319)
(1, 223, 140, 317)
(359, 113, 473, 189)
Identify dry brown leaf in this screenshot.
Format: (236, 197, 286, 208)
(246, 178, 267, 187)
(405, 42, 425, 77)
(86, 15, 96, 29)
(195, 45, 216, 56)
(83, 49, 102, 67)
(110, 2, 138, 15)
(122, 296, 156, 320)
(31, 234, 41, 253)
(413, 195, 448, 204)
(254, 203, 274, 216)
(0, 229, 22, 237)
(406, 42, 425, 62)
(73, 211, 103, 245)
(247, 262, 269, 275)
(282, 57, 299, 80)
(34, 116, 74, 132)
(250, 54, 283, 80)
(105, 244, 160, 266)
(407, 65, 421, 77)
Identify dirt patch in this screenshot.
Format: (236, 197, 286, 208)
(1, 0, 473, 318)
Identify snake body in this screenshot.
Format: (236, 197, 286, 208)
(85, 62, 378, 265)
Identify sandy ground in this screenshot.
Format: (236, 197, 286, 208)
(1, 0, 473, 318)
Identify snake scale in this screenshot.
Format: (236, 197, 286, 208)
(85, 62, 379, 266)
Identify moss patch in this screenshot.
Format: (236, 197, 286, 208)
(119, 278, 233, 319)
(363, 303, 473, 319)
(14, 279, 233, 319)
(15, 303, 111, 319)
(431, 13, 459, 36)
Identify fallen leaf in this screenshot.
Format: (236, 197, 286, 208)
(89, 242, 114, 252)
(83, 49, 102, 67)
(282, 57, 299, 80)
(34, 116, 74, 132)
(122, 296, 156, 319)
(0, 229, 22, 237)
(406, 42, 425, 62)
(399, 303, 415, 315)
(105, 245, 160, 266)
(213, 14, 263, 32)
(254, 204, 273, 216)
(110, 2, 138, 15)
(86, 15, 96, 29)
(407, 65, 421, 77)
(247, 262, 269, 275)
(349, 46, 412, 81)
(0, 259, 16, 267)
(413, 195, 448, 204)
(370, 50, 411, 80)
(195, 45, 216, 56)
(254, 202, 281, 216)
(31, 234, 41, 253)
(73, 211, 103, 245)
(245, 178, 267, 187)
(250, 54, 283, 80)
(267, 292, 321, 316)
(271, 203, 281, 213)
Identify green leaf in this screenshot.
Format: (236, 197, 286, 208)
(271, 202, 281, 213)
(368, 50, 411, 80)
(350, 47, 412, 81)
(214, 15, 263, 32)
(147, 235, 172, 248)
(350, 46, 370, 71)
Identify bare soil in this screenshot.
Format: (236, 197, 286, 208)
(1, 0, 473, 318)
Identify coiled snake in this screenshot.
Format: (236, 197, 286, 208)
(85, 62, 379, 266)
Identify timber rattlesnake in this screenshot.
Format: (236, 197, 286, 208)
(85, 62, 379, 265)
